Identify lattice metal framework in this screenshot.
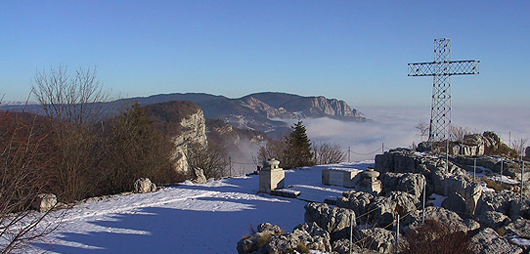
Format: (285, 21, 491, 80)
(408, 38, 479, 142)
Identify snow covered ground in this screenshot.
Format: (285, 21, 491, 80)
(32, 161, 374, 254)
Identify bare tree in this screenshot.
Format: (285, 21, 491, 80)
(449, 125, 474, 142)
(312, 142, 345, 165)
(512, 138, 529, 157)
(31, 66, 109, 201)
(256, 139, 287, 164)
(32, 66, 108, 126)
(0, 109, 57, 253)
(415, 122, 429, 142)
(187, 141, 229, 179)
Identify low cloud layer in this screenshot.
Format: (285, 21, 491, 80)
(296, 105, 530, 162)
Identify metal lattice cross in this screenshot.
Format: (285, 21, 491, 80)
(408, 38, 479, 142)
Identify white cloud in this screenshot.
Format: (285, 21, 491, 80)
(296, 105, 530, 161)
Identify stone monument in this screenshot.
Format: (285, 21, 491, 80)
(356, 168, 382, 194)
(259, 158, 285, 193)
(322, 168, 362, 188)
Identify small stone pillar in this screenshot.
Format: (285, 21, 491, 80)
(259, 158, 285, 193)
(356, 168, 382, 194)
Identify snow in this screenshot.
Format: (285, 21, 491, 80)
(485, 175, 519, 185)
(32, 161, 374, 254)
(429, 193, 447, 207)
(478, 181, 496, 193)
(508, 234, 530, 247)
(467, 164, 519, 185)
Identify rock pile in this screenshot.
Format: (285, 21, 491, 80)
(237, 147, 530, 254)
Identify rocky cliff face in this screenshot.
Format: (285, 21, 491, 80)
(172, 109, 207, 175)
(242, 93, 364, 120)
(143, 101, 208, 176)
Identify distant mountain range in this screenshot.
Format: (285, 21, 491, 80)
(119, 92, 368, 135)
(2, 92, 368, 137)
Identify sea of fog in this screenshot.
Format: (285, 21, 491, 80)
(231, 105, 529, 175)
(283, 105, 530, 162)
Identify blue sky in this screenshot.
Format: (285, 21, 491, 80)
(1, 1, 529, 107)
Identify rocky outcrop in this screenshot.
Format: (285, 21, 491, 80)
(171, 109, 208, 175)
(236, 222, 332, 254)
(133, 178, 157, 193)
(332, 239, 380, 254)
(477, 211, 511, 230)
(470, 227, 523, 254)
(304, 202, 354, 240)
(337, 190, 419, 227)
(236, 223, 283, 254)
(419, 131, 504, 157)
(377, 149, 484, 216)
(238, 146, 529, 253)
(375, 148, 420, 174)
(402, 206, 480, 233)
(265, 223, 332, 254)
(475, 191, 529, 221)
(355, 227, 397, 253)
(505, 219, 530, 239)
(380, 172, 426, 199)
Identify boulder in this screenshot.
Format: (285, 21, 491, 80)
(381, 172, 425, 199)
(332, 239, 380, 254)
(257, 223, 283, 236)
(442, 192, 470, 218)
(476, 191, 525, 220)
(478, 211, 511, 230)
(337, 190, 418, 227)
(483, 131, 503, 149)
(416, 141, 432, 152)
(191, 167, 207, 184)
(133, 178, 157, 193)
(32, 193, 57, 212)
(375, 148, 418, 173)
(336, 191, 373, 224)
(367, 191, 419, 228)
(470, 227, 523, 254)
(505, 219, 530, 239)
(402, 206, 479, 233)
(238, 222, 332, 254)
(356, 227, 397, 254)
(304, 202, 354, 240)
(237, 223, 282, 254)
(266, 223, 331, 253)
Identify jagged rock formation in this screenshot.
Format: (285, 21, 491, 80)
(236, 222, 332, 254)
(170, 108, 208, 175)
(304, 202, 354, 240)
(471, 227, 524, 254)
(418, 131, 514, 158)
(238, 148, 529, 253)
(143, 101, 208, 176)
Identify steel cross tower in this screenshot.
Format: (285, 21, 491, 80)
(408, 38, 479, 142)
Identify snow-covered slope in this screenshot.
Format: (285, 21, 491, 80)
(33, 161, 374, 254)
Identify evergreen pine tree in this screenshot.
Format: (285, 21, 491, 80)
(284, 120, 314, 169)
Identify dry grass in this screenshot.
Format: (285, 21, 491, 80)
(482, 178, 507, 192)
(400, 219, 476, 254)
